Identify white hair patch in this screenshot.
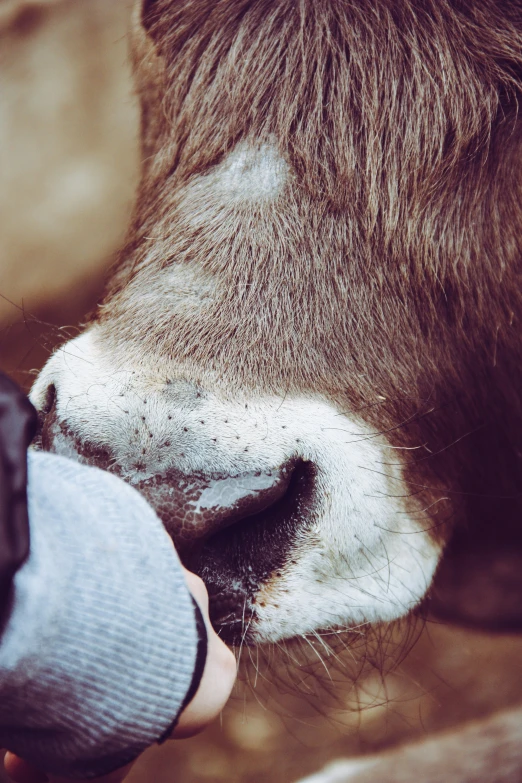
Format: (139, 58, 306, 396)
(182, 141, 289, 220)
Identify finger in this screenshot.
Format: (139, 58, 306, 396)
(182, 568, 209, 613)
(172, 616, 237, 739)
(4, 753, 48, 783)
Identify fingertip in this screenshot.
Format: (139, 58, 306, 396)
(182, 568, 209, 612)
(216, 634, 238, 677)
(4, 752, 48, 783)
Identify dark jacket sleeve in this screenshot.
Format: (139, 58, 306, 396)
(0, 372, 37, 627)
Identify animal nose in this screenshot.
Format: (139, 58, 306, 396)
(34, 379, 296, 559)
(133, 464, 295, 560)
(36, 384, 296, 565)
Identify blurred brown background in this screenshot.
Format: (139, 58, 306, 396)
(1, 2, 522, 781)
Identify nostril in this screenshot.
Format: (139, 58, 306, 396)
(34, 384, 113, 470)
(40, 383, 56, 417)
(32, 383, 57, 450)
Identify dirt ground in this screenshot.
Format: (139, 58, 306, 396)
(1, 2, 522, 782)
(125, 623, 522, 783)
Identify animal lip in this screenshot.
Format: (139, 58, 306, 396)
(135, 462, 297, 559)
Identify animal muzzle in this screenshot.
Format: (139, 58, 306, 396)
(36, 379, 316, 643)
(30, 331, 442, 645)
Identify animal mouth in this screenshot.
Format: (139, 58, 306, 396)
(134, 459, 316, 645)
(190, 460, 317, 644)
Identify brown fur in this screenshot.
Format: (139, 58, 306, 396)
(31, 3, 522, 779)
(95, 0, 522, 625)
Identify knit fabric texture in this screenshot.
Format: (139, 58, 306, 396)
(0, 451, 198, 778)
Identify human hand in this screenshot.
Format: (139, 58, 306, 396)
(172, 568, 237, 739)
(4, 567, 237, 783)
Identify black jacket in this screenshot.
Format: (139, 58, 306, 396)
(0, 372, 37, 626)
